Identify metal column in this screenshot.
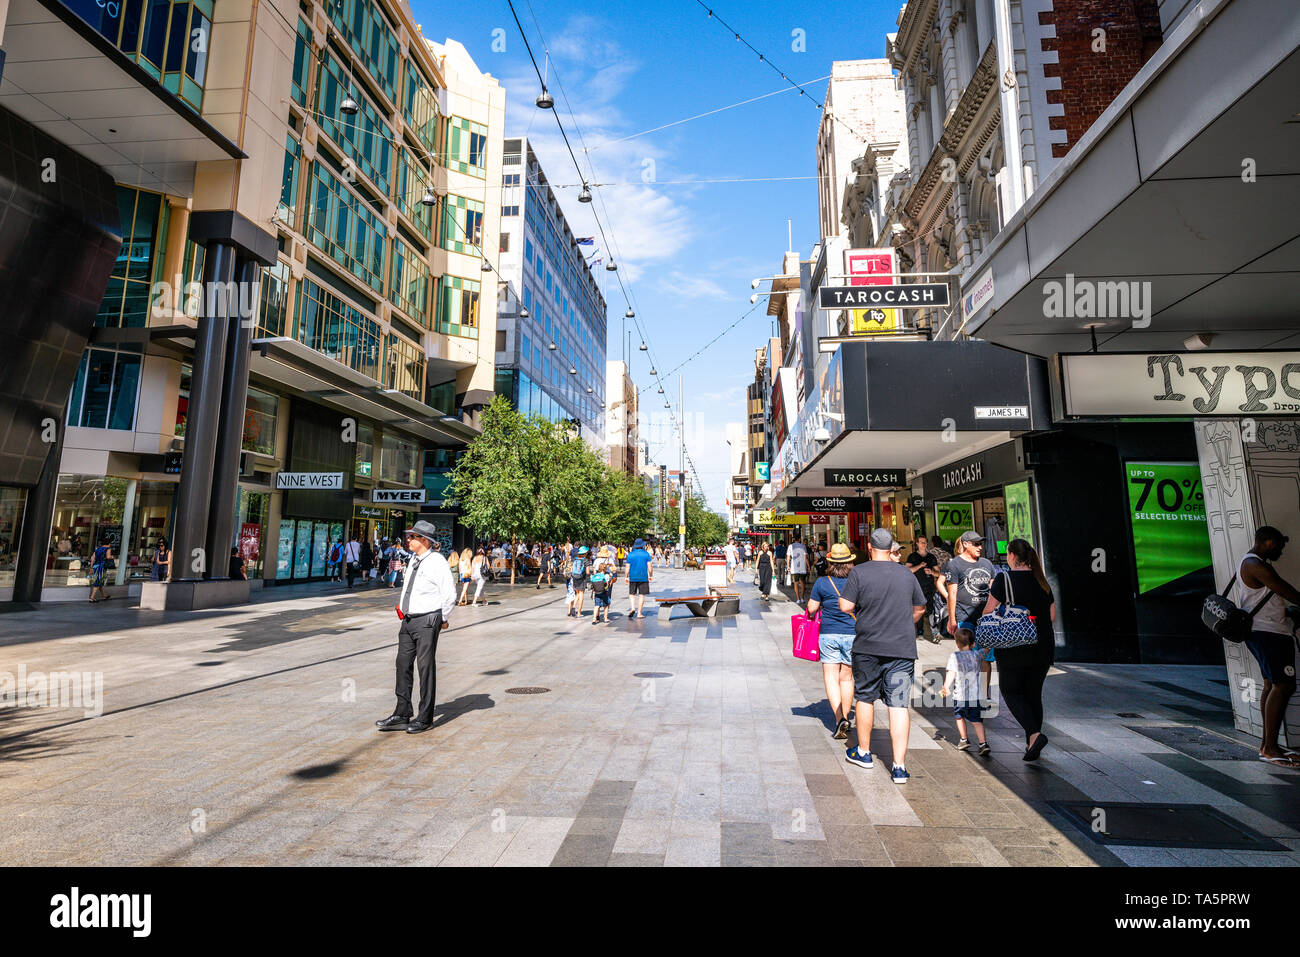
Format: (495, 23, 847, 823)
(170, 241, 237, 580)
(205, 255, 260, 578)
(11, 422, 66, 603)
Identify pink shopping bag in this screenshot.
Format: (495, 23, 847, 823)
(791, 612, 821, 661)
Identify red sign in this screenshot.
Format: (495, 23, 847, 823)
(239, 523, 261, 561)
(804, 513, 832, 524)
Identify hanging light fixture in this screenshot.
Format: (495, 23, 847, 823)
(664, 401, 670, 409)
(519, 307, 530, 319)
(420, 187, 436, 207)
(649, 367, 657, 375)
(625, 308, 634, 318)
(586, 386, 594, 394)
(340, 92, 360, 115)
(657, 386, 664, 394)
(536, 87, 554, 109)
(638, 341, 648, 351)
(569, 365, 578, 375)
(481, 259, 492, 272)
(606, 260, 617, 271)
(578, 184, 592, 203)
(548, 341, 557, 350)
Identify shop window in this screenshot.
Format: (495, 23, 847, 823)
(46, 475, 130, 587)
(0, 487, 26, 586)
(67, 348, 142, 431)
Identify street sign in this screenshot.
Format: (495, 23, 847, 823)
(823, 468, 907, 487)
(275, 472, 344, 490)
(819, 284, 950, 309)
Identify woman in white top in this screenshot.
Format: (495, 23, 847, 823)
(470, 548, 488, 606)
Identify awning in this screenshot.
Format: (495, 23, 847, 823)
(0, 0, 245, 196)
(963, 0, 1300, 356)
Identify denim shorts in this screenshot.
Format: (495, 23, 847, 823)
(818, 631, 854, 665)
(953, 701, 983, 722)
(1245, 630, 1296, 683)
(852, 654, 914, 709)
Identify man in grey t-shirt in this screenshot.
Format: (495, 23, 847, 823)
(943, 530, 996, 635)
(838, 528, 927, 785)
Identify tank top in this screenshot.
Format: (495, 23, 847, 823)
(1235, 552, 1292, 637)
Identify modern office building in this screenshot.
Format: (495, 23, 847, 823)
(495, 136, 608, 450)
(0, 0, 503, 603)
(605, 359, 638, 476)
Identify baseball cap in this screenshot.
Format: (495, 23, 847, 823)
(869, 528, 895, 550)
(959, 530, 985, 544)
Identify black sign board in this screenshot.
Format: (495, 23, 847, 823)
(823, 468, 908, 487)
(786, 496, 874, 512)
(163, 451, 183, 474)
(819, 284, 950, 309)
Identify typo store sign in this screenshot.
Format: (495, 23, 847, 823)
(1061, 352, 1300, 417)
(823, 469, 907, 487)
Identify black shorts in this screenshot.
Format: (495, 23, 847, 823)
(1245, 631, 1297, 683)
(852, 654, 914, 708)
(628, 580, 650, 595)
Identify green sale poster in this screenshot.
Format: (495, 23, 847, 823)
(1005, 481, 1033, 546)
(935, 501, 974, 544)
(1125, 461, 1212, 594)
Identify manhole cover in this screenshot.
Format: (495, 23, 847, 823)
(1125, 724, 1259, 761)
(1050, 801, 1284, 850)
(634, 672, 673, 678)
(505, 686, 550, 695)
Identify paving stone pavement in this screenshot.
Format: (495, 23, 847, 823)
(0, 567, 1295, 866)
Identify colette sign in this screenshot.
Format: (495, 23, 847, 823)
(786, 496, 874, 512)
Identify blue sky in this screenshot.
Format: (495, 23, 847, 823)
(413, 0, 903, 507)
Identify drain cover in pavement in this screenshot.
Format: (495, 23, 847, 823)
(1050, 802, 1283, 850)
(504, 686, 550, 695)
(634, 672, 673, 678)
(1125, 725, 1260, 761)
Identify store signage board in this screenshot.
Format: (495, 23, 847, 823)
(1005, 481, 1033, 546)
(845, 248, 898, 333)
(371, 488, 427, 504)
(763, 514, 810, 526)
(1060, 351, 1300, 417)
(935, 501, 975, 543)
(275, 472, 344, 490)
(823, 468, 908, 487)
(1125, 461, 1212, 594)
(962, 269, 994, 321)
(786, 496, 874, 512)
(755, 462, 770, 481)
(819, 284, 950, 309)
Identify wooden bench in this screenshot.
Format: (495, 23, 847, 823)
(656, 590, 740, 620)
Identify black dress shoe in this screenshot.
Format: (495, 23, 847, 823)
(406, 720, 433, 734)
(376, 714, 411, 731)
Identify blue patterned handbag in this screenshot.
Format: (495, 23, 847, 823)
(975, 573, 1038, 649)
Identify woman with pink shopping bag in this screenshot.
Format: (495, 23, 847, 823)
(804, 543, 859, 739)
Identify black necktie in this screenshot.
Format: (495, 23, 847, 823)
(400, 556, 422, 615)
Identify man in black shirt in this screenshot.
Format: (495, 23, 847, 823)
(905, 537, 941, 643)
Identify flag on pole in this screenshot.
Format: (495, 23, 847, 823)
(577, 237, 595, 246)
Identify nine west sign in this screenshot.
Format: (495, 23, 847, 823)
(823, 468, 907, 487)
(276, 472, 344, 490)
(372, 488, 427, 504)
(1061, 352, 1300, 417)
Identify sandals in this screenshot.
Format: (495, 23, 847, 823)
(1259, 754, 1300, 769)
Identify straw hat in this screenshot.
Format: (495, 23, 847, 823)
(597, 546, 611, 559)
(827, 542, 854, 563)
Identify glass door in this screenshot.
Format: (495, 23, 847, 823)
(310, 522, 330, 577)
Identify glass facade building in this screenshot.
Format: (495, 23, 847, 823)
(495, 138, 607, 444)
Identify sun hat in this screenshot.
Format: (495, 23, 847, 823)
(827, 542, 854, 562)
(578, 546, 590, 554)
(633, 538, 646, 548)
(598, 546, 611, 558)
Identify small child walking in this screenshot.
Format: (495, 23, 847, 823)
(942, 627, 992, 756)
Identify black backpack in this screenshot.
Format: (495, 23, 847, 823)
(1202, 572, 1274, 642)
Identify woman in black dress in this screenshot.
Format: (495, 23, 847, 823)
(757, 542, 774, 600)
(359, 538, 374, 585)
(981, 538, 1056, 761)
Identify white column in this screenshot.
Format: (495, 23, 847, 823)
(116, 479, 138, 587)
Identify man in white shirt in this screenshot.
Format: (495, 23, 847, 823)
(376, 521, 456, 735)
(343, 534, 361, 589)
(788, 537, 809, 602)
(723, 539, 739, 583)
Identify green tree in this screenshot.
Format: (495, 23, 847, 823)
(683, 493, 728, 547)
(600, 470, 654, 543)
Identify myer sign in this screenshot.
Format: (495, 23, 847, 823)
(1061, 352, 1300, 417)
(372, 488, 427, 504)
(276, 472, 343, 490)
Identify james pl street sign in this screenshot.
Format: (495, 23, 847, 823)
(819, 284, 950, 309)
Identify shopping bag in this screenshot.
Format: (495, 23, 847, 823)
(791, 613, 821, 661)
